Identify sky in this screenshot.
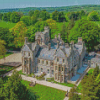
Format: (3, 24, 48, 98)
(0, 0, 100, 9)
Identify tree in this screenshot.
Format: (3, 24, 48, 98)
(0, 78, 5, 100)
(4, 70, 36, 100)
(0, 40, 6, 58)
(31, 15, 38, 25)
(68, 19, 100, 51)
(29, 10, 34, 16)
(0, 13, 3, 20)
(7, 12, 12, 21)
(2, 13, 8, 21)
(88, 11, 99, 21)
(58, 11, 66, 22)
(39, 10, 50, 21)
(60, 22, 68, 42)
(69, 86, 80, 100)
(46, 19, 58, 39)
(81, 74, 100, 100)
(92, 65, 100, 79)
(68, 11, 81, 20)
(52, 10, 59, 21)
(34, 10, 40, 18)
(11, 21, 27, 48)
(20, 16, 31, 26)
(10, 12, 21, 23)
(27, 21, 48, 42)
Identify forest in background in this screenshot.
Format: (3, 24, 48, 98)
(0, 4, 100, 58)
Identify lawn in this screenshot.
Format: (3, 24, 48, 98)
(22, 80, 66, 100)
(0, 20, 16, 29)
(0, 52, 13, 59)
(47, 78, 74, 87)
(76, 68, 94, 93)
(0, 65, 15, 75)
(2, 76, 66, 100)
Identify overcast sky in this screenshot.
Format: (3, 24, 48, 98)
(0, 0, 100, 9)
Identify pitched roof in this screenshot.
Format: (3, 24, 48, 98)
(36, 48, 56, 60)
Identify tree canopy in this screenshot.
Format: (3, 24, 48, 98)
(69, 19, 100, 51)
(87, 11, 99, 21)
(11, 21, 27, 48)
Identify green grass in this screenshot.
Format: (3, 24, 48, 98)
(18, 70, 26, 75)
(0, 20, 16, 29)
(0, 52, 13, 59)
(77, 68, 94, 93)
(0, 65, 15, 75)
(47, 78, 74, 87)
(86, 68, 94, 75)
(22, 80, 66, 100)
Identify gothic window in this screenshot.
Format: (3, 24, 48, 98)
(47, 69, 49, 73)
(51, 62, 53, 66)
(55, 66, 57, 70)
(52, 70, 54, 74)
(42, 60, 44, 64)
(63, 59, 65, 63)
(37, 67, 38, 72)
(25, 60, 26, 65)
(41, 68, 43, 72)
(46, 61, 48, 65)
(62, 67, 63, 71)
(57, 58, 59, 62)
(59, 67, 61, 71)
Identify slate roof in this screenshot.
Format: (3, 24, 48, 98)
(75, 44, 83, 54)
(36, 48, 56, 60)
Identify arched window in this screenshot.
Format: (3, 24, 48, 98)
(41, 68, 42, 72)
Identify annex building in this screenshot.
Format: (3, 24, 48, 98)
(21, 26, 86, 83)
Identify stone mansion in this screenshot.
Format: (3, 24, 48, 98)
(21, 26, 86, 83)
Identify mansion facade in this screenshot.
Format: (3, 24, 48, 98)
(21, 26, 86, 83)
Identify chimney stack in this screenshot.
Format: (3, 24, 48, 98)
(58, 33, 61, 39)
(25, 37, 28, 44)
(48, 43, 51, 50)
(55, 35, 57, 39)
(78, 37, 82, 43)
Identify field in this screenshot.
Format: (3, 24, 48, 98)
(22, 80, 66, 100)
(0, 52, 13, 59)
(0, 20, 16, 29)
(0, 65, 14, 75)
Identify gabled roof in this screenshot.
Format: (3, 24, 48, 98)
(36, 48, 55, 60)
(21, 44, 31, 52)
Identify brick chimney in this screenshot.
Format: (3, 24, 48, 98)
(78, 37, 82, 43)
(55, 35, 57, 39)
(58, 33, 61, 39)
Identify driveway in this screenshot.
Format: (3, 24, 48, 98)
(0, 52, 22, 64)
